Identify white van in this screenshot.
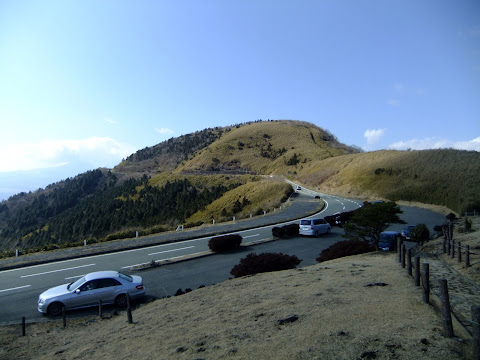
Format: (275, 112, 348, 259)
(299, 218, 331, 237)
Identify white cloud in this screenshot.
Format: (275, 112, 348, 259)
(388, 137, 480, 151)
(387, 98, 400, 106)
(0, 137, 137, 172)
(364, 129, 386, 145)
(393, 83, 405, 93)
(155, 127, 175, 135)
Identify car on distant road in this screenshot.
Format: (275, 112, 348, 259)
(299, 218, 331, 237)
(38, 271, 145, 316)
(401, 225, 416, 240)
(378, 231, 402, 251)
(296, 185, 302, 190)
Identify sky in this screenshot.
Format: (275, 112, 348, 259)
(0, 0, 479, 200)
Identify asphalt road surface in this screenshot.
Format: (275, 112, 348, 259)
(0, 189, 445, 324)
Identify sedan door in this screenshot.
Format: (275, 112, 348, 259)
(69, 279, 118, 309)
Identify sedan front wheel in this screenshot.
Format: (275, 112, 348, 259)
(47, 302, 64, 316)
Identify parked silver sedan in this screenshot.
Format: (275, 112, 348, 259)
(38, 271, 145, 316)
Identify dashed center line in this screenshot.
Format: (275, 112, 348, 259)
(147, 246, 195, 256)
(0, 285, 31, 293)
(20, 264, 96, 278)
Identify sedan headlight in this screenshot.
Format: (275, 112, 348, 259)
(38, 297, 46, 305)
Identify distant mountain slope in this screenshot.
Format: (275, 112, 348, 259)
(298, 149, 480, 214)
(114, 126, 230, 173)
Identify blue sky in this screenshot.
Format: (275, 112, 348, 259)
(0, 1, 479, 199)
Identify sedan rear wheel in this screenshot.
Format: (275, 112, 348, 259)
(315, 231, 319, 237)
(47, 302, 64, 316)
(115, 293, 128, 308)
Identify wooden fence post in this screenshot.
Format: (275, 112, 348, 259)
(447, 237, 451, 256)
(62, 307, 67, 329)
(414, 256, 420, 286)
(466, 245, 471, 268)
(451, 240, 455, 259)
(438, 279, 454, 337)
(472, 305, 480, 360)
(401, 244, 406, 268)
(421, 263, 430, 304)
(457, 241, 462, 263)
(22, 316, 26, 336)
(407, 248, 412, 276)
(127, 294, 133, 324)
(99, 300, 103, 318)
(397, 238, 402, 263)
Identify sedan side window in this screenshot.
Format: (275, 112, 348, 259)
(99, 278, 122, 288)
(79, 280, 99, 292)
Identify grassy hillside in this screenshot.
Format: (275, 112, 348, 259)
(297, 149, 480, 214)
(177, 120, 360, 175)
(186, 179, 292, 224)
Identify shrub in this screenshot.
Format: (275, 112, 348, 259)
(272, 226, 285, 238)
(230, 252, 302, 278)
(410, 224, 430, 243)
(208, 234, 242, 252)
(325, 210, 355, 227)
(446, 213, 457, 222)
(316, 240, 375, 262)
(272, 223, 299, 238)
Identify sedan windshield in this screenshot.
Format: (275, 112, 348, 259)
(68, 276, 86, 291)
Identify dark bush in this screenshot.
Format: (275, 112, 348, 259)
(272, 226, 285, 238)
(283, 223, 299, 236)
(208, 234, 242, 252)
(325, 210, 355, 227)
(230, 252, 302, 278)
(272, 223, 299, 238)
(446, 213, 457, 222)
(410, 224, 430, 243)
(316, 240, 375, 262)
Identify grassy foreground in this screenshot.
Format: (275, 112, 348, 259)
(0, 252, 471, 360)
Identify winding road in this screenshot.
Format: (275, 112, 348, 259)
(0, 188, 445, 324)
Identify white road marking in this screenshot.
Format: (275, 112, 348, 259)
(20, 264, 96, 278)
(147, 246, 195, 256)
(121, 251, 208, 269)
(242, 234, 259, 239)
(0, 285, 31, 293)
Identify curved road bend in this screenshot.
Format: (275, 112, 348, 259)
(0, 188, 445, 324)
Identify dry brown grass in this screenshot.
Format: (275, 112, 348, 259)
(186, 179, 291, 223)
(177, 120, 351, 175)
(0, 253, 471, 360)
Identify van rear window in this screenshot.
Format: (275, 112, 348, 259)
(300, 220, 311, 225)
